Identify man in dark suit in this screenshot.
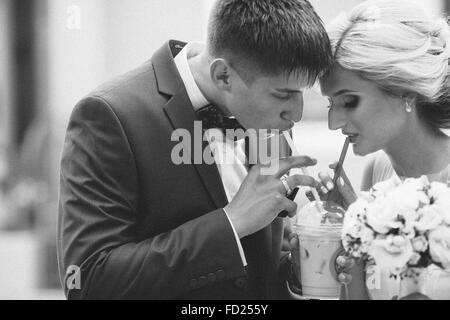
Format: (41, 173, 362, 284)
(58, 0, 332, 299)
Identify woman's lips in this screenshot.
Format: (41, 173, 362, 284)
(346, 134, 359, 143)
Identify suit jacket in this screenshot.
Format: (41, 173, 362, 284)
(57, 40, 290, 300)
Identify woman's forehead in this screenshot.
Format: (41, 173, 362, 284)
(321, 65, 375, 96)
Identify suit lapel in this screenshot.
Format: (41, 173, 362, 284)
(153, 41, 228, 209)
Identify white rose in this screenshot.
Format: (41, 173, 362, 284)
(359, 242, 370, 255)
(371, 176, 402, 197)
(387, 178, 429, 215)
(429, 182, 450, 225)
(429, 181, 450, 199)
(403, 219, 417, 239)
(342, 222, 363, 240)
(342, 225, 375, 256)
(347, 197, 369, 216)
(412, 235, 428, 252)
(359, 191, 375, 203)
(429, 226, 450, 270)
(384, 187, 421, 231)
(368, 234, 414, 274)
(414, 205, 443, 232)
(360, 226, 375, 245)
(366, 198, 402, 234)
(403, 176, 430, 191)
(408, 252, 421, 265)
(342, 198, 368, 238)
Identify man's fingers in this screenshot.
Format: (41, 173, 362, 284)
(283, 198, 298, 217)
(273, 194, 297, 216)
(275, 195, 297, 218)
(285, 174, 319, 190)
(287, 211, 296, 219)
(274, 156, 317, 179)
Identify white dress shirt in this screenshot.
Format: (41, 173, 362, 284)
(174, 42, 248, 266)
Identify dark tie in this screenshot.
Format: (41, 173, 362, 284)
(196, 104, 254, 170)
(196, 104, 245, 132)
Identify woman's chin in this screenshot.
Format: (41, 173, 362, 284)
(352, 143, 371, 156)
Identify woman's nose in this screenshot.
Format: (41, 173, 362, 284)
(328, 107, 347, 131)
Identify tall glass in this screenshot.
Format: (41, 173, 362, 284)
(294, 201, 345, 300)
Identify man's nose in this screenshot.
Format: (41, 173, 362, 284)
(288, 93, 304, 123)
(328, 107, 347, 130)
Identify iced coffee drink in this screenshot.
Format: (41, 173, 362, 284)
(294, 201, 345, 300)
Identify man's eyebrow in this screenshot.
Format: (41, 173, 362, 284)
(332, 89, 358, 97)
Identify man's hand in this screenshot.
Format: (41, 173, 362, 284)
(225, 156, 319, 239)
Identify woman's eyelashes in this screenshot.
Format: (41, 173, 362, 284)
(327, 95, 360, 109)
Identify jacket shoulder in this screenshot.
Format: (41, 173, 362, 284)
(91, 60, 159, 103)
(71, 59, 169, 122)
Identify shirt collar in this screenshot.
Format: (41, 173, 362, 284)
(174, 42, 210, 111)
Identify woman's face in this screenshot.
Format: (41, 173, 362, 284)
(320, 65, 408, 156)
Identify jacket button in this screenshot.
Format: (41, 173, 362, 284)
(216, 270, 225, 281)
(189, 278, 198, 289)
(235, 277, 247, 288)
(199, 276, 208, 287)
(208, 273, 217, 284)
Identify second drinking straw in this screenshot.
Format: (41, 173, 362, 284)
(282, 131, 324, 212)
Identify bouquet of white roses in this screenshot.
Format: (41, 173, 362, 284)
(342, 175, 450, 279)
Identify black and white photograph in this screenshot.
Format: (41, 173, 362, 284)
(1, 0, 450, 304)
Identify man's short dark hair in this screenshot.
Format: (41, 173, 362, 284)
(208, 0, 332, 85)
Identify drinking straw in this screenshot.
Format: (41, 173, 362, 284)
(282, 132, 323, 210)
(327, 137, 350, 202)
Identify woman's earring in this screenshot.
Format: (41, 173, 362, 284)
(405, 102, 412, 113)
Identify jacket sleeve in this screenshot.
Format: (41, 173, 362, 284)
(57, 96, 246, 299)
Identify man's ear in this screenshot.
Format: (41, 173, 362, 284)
(210, 59, 232, 91)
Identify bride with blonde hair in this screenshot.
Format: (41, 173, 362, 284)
(314, 0, 450, 299)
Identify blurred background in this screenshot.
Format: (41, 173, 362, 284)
(0, 0, 448, 299)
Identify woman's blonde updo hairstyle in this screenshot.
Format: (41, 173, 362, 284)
(326, 0, 450, 129)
